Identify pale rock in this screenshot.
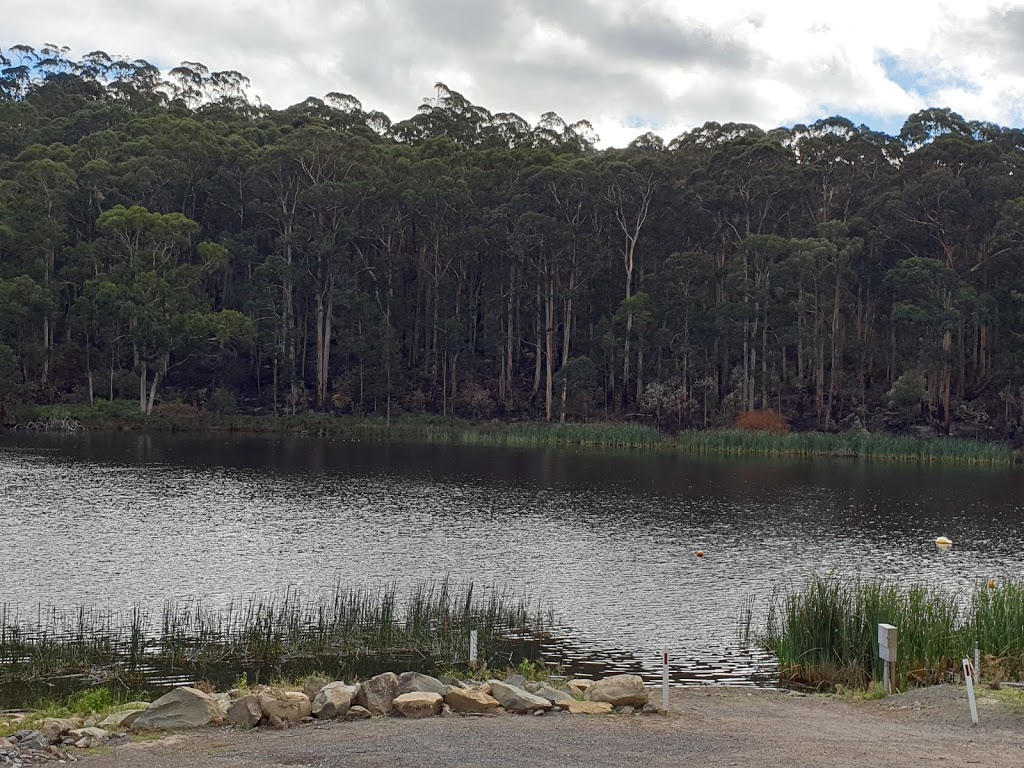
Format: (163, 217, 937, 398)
(312, 682, 355, 720)
(99, 710, 145, 730)
(487, 681, 552, 713)
(355, 672, 399, 716)
(567, 679, 591, 697)
(533, 685, 575, 709)
(258, 689, 312, 723)
(567, 700, 613, 715)
(345, 705, 371, 721)
(302, 676, 329, 701)
(392, 692, 443, 719)
(584, 675, 648, 708)
(131, 687, 224, 730)
(69, 727, 108, 739)
(444, 687, 502, 714)
(41, 718, 77, 741)
(504, 674, 527, 688)
(226, 695, 262, 729)
(397, 672, 448, 697)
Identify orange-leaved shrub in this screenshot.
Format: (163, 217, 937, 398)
(733, 409, 790, 433)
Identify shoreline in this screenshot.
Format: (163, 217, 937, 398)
(4, 401, 1019, 467)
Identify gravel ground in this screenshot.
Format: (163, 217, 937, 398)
(81, 686, 1023, 768)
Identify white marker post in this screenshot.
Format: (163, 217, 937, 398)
(974, 641, 981, 682)
(878, 624, 897, 694)
(662, 650, 669, 715)
(962, 658, 979, 725)
(469, 630, 478, 669)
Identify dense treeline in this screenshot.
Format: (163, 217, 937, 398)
(2, 44, 1024, 438)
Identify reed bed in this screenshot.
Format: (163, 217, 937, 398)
(752, 576, 1024, 690)
(0, 580, 552, 690)
(678, 430, 1012, 465)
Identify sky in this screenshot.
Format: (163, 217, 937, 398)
(6, 0, 1024, 147)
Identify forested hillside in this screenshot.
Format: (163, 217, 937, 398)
(2, 44, 1024, 438)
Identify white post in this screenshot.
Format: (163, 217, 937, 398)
(661, 650, 669, 715)
(974, 641, 981, 680)
(469, 630, 478, 669)
(878, 624, 897, 694)
(962, 658, 979, 725)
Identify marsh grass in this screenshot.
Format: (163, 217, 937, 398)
(754, 576, 1024, 690)
(677, 430, 1011, 465)
(0, 579, 552, 707)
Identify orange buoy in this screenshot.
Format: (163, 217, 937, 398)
(696, 550, 705, 558)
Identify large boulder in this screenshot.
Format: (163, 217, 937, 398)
(487, 681, 552, 713)
(392, 692, 443, 719)
(355, 672, 399, 716)
(443, 687, 501, 714)
(397, 672, 448, 697)
(584, 675, 648, 708)
(312, 682, 356, 720)
(131, 687, 224, 730)
(226, 695, 262, 729)
(258, 689, 312, 723)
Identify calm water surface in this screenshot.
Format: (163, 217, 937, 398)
(3, 431, 1024, 686)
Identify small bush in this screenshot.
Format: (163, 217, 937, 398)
(206, 388, 238, 416)
(733, 409, 790, 433)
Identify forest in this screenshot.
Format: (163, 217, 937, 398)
(2, 43, 1024, 440)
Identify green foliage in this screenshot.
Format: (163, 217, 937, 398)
(756, 576, 1024, 690)
(889, 371, 927, 408)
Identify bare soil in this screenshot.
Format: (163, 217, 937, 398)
(83, 686, 1023, 768)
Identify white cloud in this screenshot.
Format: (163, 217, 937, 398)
(4, 0, 1022, 145)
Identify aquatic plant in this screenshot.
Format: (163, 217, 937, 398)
(754, 576, 1024, 690)
(0, 579, 552, 707)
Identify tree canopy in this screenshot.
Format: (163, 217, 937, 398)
(3, 44, 1024, 438)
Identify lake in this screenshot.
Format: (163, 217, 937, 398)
(3, 431, 1023, 686)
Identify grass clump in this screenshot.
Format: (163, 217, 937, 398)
(754, 576, 1024, 691)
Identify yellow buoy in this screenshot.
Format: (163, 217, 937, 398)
(988, 579, 997, 590)
(935, 536, 953, 550)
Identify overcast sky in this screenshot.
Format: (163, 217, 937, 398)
(6, 1, 1024, 146)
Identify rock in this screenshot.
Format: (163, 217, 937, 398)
(40, 718, 78, 741)
(566, 700, 613, 715)
(258, 689, 312, 723)
(533, 685, 575, 708)
(69, 727, 108, 739)
(13, 730, 49, 751)
(584, 675, 648, 708)
(487, 681, 552, 713)
(226, 695, 262, 729)
(131, 687, 225, 730)
(345, 705, 371, 721)
(438, 675, 466, 689)
(397, 672, 448, 697)
(302, 676, 329, 701)
(99, 710, 145, 730)
(392, 692, 443, 719)
(504, 674, 527, 688)
(444, 687, 502, 714)
(355, 672, 399, 716)
(210, 693, 233, 718)
(567, 679, 591, 696)
(312, 682, 355, 720)
(641, 703, 660, 715)
(616, 705, 636, 715)
(265, 714, 286, 730)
